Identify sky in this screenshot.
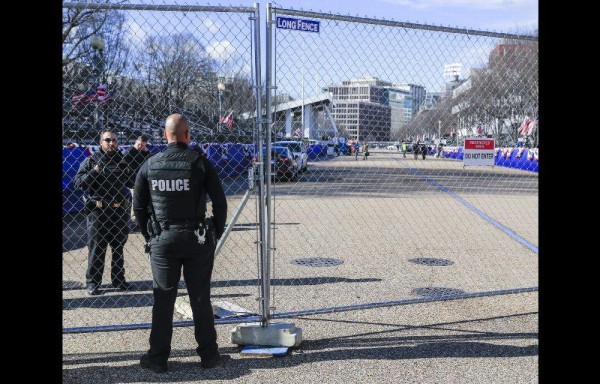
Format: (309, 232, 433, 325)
(230, 0, 538, 33)
(95, 1, 539, 102)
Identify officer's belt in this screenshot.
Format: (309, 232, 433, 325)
(159, 219, 200, 231)
(95, 200, 122, 208)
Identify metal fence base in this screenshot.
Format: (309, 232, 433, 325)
(230, 322, 302, 347)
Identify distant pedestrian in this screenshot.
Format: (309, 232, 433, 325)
(413, 141, 419, 159)
(363, 142, 369, 160)
(354, 142, 359, 160)
(402, 142, 407, 158)
(421, 144, 427, 160)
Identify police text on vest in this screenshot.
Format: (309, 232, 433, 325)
(151, 179, 190, 191)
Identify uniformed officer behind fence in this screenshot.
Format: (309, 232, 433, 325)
(74, 130, 133, 296)
(133, 113, 227, 373)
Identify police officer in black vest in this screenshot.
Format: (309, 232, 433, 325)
(75, 130, 133, 296)
(133, 114, 227, 373)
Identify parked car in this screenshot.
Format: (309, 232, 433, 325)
(253, 146, 299, 181)
(272, 140, 308, 172)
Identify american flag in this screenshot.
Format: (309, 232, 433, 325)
(293, 128, 302, 137)
(219, 112, 234, 129)
(519, 116, 537, 136)
(96, 83, 109, 107)
(526, 116, 538, 136)
(474, 124, 484, 135)
(71, 83, 110, 110)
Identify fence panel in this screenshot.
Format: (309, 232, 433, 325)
(266, 6, 538, 318)
(62, 1, 263, 331)
(62, 1, 538, 333)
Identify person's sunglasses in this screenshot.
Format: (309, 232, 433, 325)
(103, 138, 117, 143)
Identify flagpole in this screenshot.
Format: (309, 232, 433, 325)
(301, 40, 305, 140)
(218, 81, 225, 136)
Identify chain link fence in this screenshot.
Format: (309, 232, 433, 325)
(265, 6, 538, 319)
(62, 1, 264, 331)
(62, 1, 538, 333)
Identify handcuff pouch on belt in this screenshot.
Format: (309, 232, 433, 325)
(190, 218, 216, 246)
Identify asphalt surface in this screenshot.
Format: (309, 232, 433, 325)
(63, 148, 538, 383)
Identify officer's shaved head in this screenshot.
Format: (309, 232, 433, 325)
(164, 113, 190, 144)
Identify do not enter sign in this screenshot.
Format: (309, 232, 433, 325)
(463, 137, 495, 166)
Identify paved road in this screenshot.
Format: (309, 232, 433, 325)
(63, 149, 538, 383)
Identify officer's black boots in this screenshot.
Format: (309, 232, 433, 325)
(86, 284, 100, 296)
(201, 352, 221, 369)
(112, 281, 131, 291)
(140, 354, 168, 373)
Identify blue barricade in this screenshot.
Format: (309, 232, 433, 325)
(307, 144, 328, 159)
(62, 142, 257, 215)
(441, 146, 538, 172)
(63, 147, 87, 215)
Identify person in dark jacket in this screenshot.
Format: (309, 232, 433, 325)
(74, 130, 133, 295)
(133, 114, 227, 373)
(124, 135, 151, 179)
(413, 141, 419, 159)
(123, 135, 152, 220)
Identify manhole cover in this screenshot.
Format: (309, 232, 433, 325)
(412, 287, 465, 297)
(291, 257, 343, 267)
(409, 258, 454, 266)
(63, 280, 84, 290)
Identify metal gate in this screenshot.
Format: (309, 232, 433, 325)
(264, 5, 538, 320)
(62, 2, 538, 334)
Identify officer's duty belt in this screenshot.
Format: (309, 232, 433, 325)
(95, 200, 121, 208)
(159, 219, 199, 231)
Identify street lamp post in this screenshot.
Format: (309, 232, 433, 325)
(90, 36, 105, 130)
(217, 82, 225, 135)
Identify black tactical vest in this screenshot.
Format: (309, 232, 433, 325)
(89, 151, 129, 202)
(147, 150, 205, 222)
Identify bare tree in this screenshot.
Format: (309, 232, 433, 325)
(448, 37, 538, 145)
(62, 2, 130, 74)
(135, 33, 216, 115)
(63, 3, 131, 119)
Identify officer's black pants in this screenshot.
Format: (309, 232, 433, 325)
(86, 207, 130, 286)
(147, 230, 217, 364)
